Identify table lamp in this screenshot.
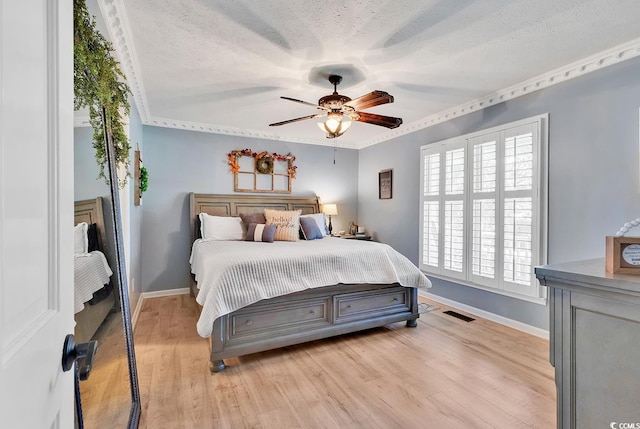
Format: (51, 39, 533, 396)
(322, 204, 338, 234)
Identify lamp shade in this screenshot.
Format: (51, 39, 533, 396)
(317, 113, 351, 138)
(322, 203, 338, 216)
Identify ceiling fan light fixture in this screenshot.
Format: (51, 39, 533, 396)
(318, 112, 351, 137)
(272, 74, 401, 137)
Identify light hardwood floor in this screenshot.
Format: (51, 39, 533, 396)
(132, 294, 556, 429)
(79, 311, 131, 429)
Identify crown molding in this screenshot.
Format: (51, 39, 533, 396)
(146, 116, 362, 149)
(100, 1, 640, 151)
(98, 0, 150, 123)
(358, 37, 640, 149)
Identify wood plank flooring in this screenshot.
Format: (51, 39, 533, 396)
(79, 311, 131, 429)
(133, 295, 556, 429)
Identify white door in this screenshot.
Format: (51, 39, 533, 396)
(0, 1, 74, 428)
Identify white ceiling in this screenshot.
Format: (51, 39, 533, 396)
(91, 0, 640, 149)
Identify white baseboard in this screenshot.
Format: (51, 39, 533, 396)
(129, 288, 548, 339)
(131, 288, 190, 330)
(141, 287, 190, 299)
(420, 291, 549, 340)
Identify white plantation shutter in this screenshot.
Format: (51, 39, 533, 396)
(444, 148, 465, 195)
(419, 115, 547, 302)
(501, 122, 539, 297)
(471, 135, 498, 287)
(422, 201, 439, 268)
(473, 199, 496, 280)
(503, 197, 533, 287)
(420, 152, 441, 271)
(444, 200, 464, 273)
(443, 147, 465, 278)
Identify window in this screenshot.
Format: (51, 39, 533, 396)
(419, 115, 548, 303)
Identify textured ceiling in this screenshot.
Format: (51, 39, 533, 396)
(89, 0, 640, 148)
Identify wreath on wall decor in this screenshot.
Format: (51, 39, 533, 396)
(227, 149, 297, 178)
(255, 157, 274, 174)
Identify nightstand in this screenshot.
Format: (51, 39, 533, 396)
(338, 234, 372, 241)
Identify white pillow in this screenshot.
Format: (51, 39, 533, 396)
(301, 213, 328, 236)
(74, 222, 88, 254)
(199, 213, 244, 241)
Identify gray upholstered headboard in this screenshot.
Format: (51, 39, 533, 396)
(189, 193, 321, 243)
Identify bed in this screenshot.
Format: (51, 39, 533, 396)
(74, 198, 117, 344)
(189, 193, 431, 372)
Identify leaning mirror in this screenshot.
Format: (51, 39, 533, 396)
(74, 124, 141, 428)
(73, 0, 140, 425)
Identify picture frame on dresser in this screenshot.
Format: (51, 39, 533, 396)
(379, 169, 392, 199)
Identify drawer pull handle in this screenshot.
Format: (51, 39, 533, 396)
(246, 320, 253, 325)
(346, 304, 352, 309)
(393, 297, 399, 302)
(309, 310, 315, 315)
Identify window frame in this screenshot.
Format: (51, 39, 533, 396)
(419, 114, 548, 304)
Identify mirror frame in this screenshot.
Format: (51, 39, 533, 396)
(103, 108, 141, 428)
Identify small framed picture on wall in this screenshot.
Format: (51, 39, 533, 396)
(379, 169, 392, 199)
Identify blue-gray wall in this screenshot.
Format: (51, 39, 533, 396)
(127, 102, 144, 310)
(139, 127, 359, 292)
(74, 126, 109, 200)
(358, 56, 640, 330)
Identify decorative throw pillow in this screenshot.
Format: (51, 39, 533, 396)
(199, 213, 244, 240)
(239, 212, 266, 228)
(300, 217, 324, 240)
(264, 208, 301, 242)
(300, 213, 328, 236)
(245, 223, 277, 243)
(74, 222, 88, 254)
(87, 223, 100, 252)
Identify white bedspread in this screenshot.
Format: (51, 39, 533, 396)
(74, 251, 113, 314)
(190, 237, 431, 337)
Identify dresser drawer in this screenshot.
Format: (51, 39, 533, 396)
(333, 288, 410, 323)
(230, 298, 330, 337)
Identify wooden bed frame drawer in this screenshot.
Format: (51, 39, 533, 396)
(333, 287, 410, 323)
(230, 299, 330, 337)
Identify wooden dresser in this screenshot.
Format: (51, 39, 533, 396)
(535, 259, 640, 429)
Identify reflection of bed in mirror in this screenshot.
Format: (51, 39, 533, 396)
(74, 197, 118, 344)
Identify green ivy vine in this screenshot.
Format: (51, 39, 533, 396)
(74, 0, 131, 187)
(139, 166, 149, 193)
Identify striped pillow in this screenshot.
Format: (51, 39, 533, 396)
(245, 223, 276, 243)
(264, 208, 301, 242)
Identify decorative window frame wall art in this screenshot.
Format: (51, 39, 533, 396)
(379, 169, 393, 199)
(228, 149, 297, 193)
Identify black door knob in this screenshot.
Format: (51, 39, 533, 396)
(61, 334, 98, 380)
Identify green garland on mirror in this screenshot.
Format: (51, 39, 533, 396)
(74, 0, 131, 187)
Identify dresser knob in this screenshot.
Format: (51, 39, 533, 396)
(347, 304, 352, 309)
(246, 320, 253, 325)
(309, 310, 315, 315)
(393, 297, 399, 302)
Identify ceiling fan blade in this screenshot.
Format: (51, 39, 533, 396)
(344, 90, 394, 111)
(352, 111, 403, 129)
(280, 96, 322, 108)
(269, 113, 326, 127)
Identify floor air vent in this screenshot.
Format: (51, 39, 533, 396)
(443, 310, 475, 322)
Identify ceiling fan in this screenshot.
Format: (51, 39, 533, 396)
(269, 75, 403, 138)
